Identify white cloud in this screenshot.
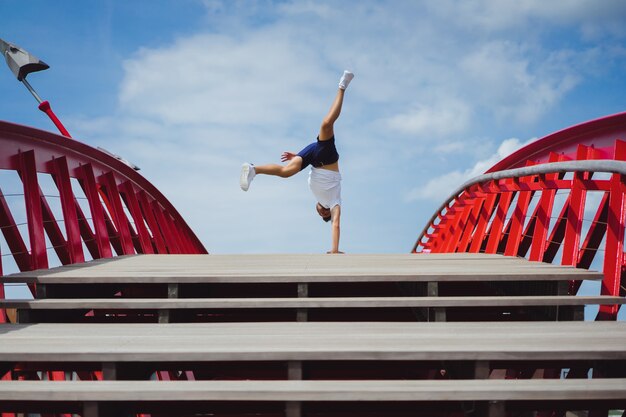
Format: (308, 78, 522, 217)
(278, 1, 333, 18)
(460, 41, 580, 124)
(426, 0, 626, 37)
(385, 98, 471, 137)
(119, 31, 326, 127)
(75, 26, 346, 253)
(200, 0, 224, 14)
(405, 137, 535, 203)
(64, 0, 626, 254)
(434, 141, 466, 154)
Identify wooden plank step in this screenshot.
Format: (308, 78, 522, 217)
(3, 253, 602, 284)
(2, 295, 623, 309)
(0, 378, 624, 402)
(0, 321, 624, 362)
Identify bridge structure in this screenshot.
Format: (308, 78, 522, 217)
(0, 112, 625, 417)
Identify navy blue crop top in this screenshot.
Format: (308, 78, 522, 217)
(296, 136, 339, 170)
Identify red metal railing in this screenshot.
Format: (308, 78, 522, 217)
(414, 112, 626, 320)
(0, 120, 207, 317)
(0, 120, 208, 417)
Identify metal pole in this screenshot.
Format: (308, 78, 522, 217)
(20, 77, 43, 103)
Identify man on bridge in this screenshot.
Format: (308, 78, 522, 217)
(240, 70, 354, 254)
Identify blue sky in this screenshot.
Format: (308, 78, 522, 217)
(1, 0, 626, 256)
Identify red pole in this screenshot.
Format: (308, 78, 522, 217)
(38, 100, 72, 137)
(21, 78, 72, 138)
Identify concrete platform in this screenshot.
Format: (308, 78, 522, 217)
(0, 378, 624, 402)
(2, 253, 603, 284)
(1, 295, 623, 309)
(0, 321, 624, 362)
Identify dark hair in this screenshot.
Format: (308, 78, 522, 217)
(316, 202, 331, 222)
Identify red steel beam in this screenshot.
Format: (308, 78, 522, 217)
(0, 120, 206, 327)
(78, 164, 113, 259)
(120, 181, 154, 254)
(18, 150, 47, 271)
(51, 156, 84, 264)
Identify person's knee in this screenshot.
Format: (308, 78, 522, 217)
(279, 167, 296, 178)
(321, 118, 334, 132)
(280, 156, 302, 177)
(319, 119, 335, 141)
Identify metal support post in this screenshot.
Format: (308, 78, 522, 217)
(159, 283, 179, 323)
(297, 283, 308, 322)
(287, 360, 303, 417)
(83, 401, 100, 417)
(102, 362, 117, 380)
(487, 401, 505, 417)
(474, 360, 490, 379)
(427, 281, 446, 322)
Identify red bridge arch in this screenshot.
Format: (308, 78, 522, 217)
(415, 111, 626, 320)
(0, 120, 207, 319)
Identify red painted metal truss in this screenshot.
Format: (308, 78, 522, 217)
(0, 121, 207, 315)
(414, 111, 626, 320)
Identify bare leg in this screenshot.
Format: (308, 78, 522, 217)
(240, 155, 302, 191)
(319, 88, 345, 141)
(319, 70, 353, 141)
(251, 85, 346, 181)
(255, 156, 303, 178)
(241, 71, 353, 191)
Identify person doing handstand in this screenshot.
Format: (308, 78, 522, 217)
(240, 70, 354, 254)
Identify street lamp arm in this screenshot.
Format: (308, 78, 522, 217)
(0, 38, 49, 80)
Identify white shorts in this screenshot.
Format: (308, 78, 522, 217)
(308, 167, 342, 209)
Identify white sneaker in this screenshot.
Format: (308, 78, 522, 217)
(240, 163, 256, 191)
(338, 70, 354, 90)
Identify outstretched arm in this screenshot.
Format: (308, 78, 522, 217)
(327, 205, 343, 254)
